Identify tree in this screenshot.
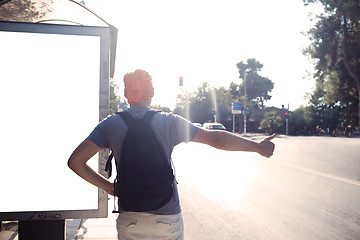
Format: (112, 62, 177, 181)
(289, 106, 312, 135)
(189, 83, 214, 123)
(306, 81, 340, 134)
(0, 0, 51, 22)
(212, 86, 233, 129)
(118, 100, 129, 111)
(151, 104, 171, 112)
(229, 82, 241, 102)
(174, 82, 214, 123)
(109, 79, 121, 114)
(258, 111, 284, 134)
(174, 82, 233, 128)
(303, 0, 360, 129)
(236, 58, 274, 109)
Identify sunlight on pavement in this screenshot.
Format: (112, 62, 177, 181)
(173, 142, 263, 211)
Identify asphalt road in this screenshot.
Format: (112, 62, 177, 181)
(172, 135, 360, 240)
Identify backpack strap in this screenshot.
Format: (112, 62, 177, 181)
(105, 152, 113, 178)
(116, 111, 134, 127)
(141, 110, 160, 125)
(105, 111, 134, 178)
(104, 110, 160, 178)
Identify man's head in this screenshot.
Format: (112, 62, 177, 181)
(124, 69, 154, 106)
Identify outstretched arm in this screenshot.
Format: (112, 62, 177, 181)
(192, 128, 275, 158)
(68, 139, 115, 195)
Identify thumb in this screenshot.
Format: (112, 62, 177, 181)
(265, 133, 276, 141)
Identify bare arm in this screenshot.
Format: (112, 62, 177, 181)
(68, 139, 114, 195)
(192, 128, 275, 158)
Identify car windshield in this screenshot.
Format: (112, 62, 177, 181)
(210, 125, 225, 130)
(204, 124, 226, 130)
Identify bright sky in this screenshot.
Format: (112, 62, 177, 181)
(83, 0, 320, 111)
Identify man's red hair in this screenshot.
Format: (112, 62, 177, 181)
(124, 69, 154, 105)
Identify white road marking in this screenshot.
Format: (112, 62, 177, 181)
(267, 159, 360, 187)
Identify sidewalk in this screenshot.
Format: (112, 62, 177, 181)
(0, 202, 118, 240)
(66, 211, 118, 240)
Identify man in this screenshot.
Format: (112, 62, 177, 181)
(68, 69, 275, 240)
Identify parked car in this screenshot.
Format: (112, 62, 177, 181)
(192, 123, 202, 128)
(202, 122, 226, 130)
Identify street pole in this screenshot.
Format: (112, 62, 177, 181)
(286, 104, 289, 135)
(243, 69, 249, 134)
(286, 118, 289, 135)
(232, 114, 235, 133)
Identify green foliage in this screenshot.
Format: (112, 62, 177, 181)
(174, 58, 274, 131)
(188, 83, 214, 123)
(235, 58, 274, 109)
(229, 82, 241, 102)
(258, 111, 284, 134)
(288, 106, 312, 135)
(118, 100, 129, 111)
(109, 79, 122, 114)
(213, 86, 233, 129)
(303, 0, 360, 129)
(0, 0, 51, 22)
(151, 104, 171, 112)
(174, 83, 216, 123)
(174, 82, 233, 128)
(305, 79, 341, 133)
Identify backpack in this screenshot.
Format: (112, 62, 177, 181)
(105, 110, 174, 212)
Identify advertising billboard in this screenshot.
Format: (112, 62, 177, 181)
(0, 21, 111, 221)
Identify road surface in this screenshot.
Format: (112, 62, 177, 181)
(173, 135, 360, 240)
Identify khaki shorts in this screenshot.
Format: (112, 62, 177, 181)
(117, 212, 184, 240)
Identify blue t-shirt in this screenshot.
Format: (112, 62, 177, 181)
(87, 106, 199, 215)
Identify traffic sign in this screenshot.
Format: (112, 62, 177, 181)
(232, 103, 241, 110)
(232, 110, 242, 114)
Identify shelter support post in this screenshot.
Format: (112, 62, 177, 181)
(18, 220, 65, 240)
